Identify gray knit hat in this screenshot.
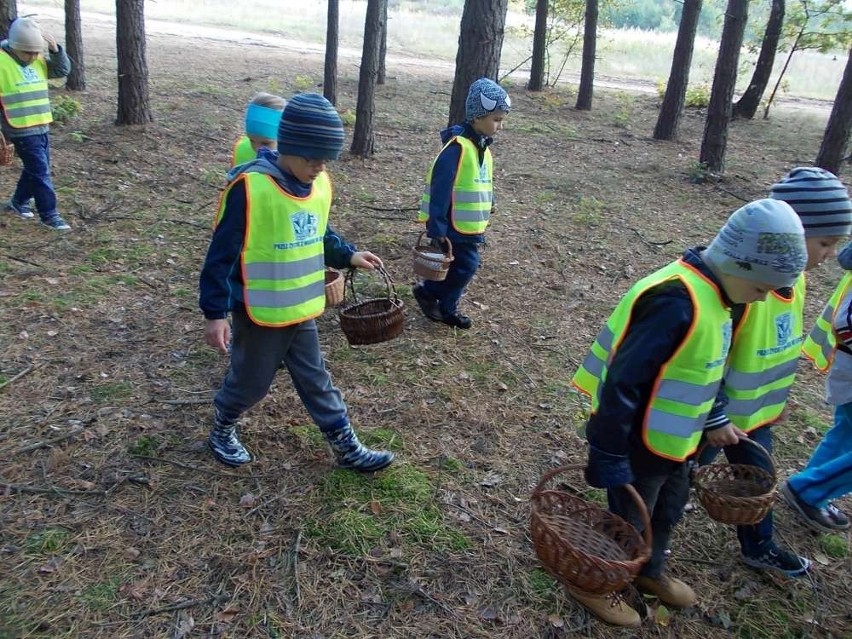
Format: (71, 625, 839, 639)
(8, 18, 43, 53)
(704, 199, 808, 289)
(277, 93, 344, 161)
(769, 167, 852, 237)
(465, 78, 511, 122)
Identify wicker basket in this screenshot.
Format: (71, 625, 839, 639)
(339, 266, 404, 345)
(0, 132, 14, 167)
(692, 437, 776, 525)
(530, 465, 651, 596)
(325, 269, 344, 307)
(412, 232, 453, 281)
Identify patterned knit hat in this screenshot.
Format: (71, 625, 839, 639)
(704, 198, 807, 289)
(8, 18, 43, 53)
(465, 78, 511, 122)
(769, 167, 852, 237)
(277, 93, 344, 161)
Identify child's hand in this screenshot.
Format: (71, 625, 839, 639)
(42, 32, 58, 53)
(204, 319, 231, 355)
(704, 422, 744, 448)
(350, 251, 383, 270)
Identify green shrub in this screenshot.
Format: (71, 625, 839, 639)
(51, 95, 81, 126)
(685, 83, 710, 108)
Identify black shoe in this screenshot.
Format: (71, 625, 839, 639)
(440, 312, 472, 329)
(781, 480, 849, 532)
(412, 284, 441, 321)
(741, 539, 810, 577)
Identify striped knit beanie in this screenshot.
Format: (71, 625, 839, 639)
(769, 167, 852, 237)
(277, 93, 344, 161)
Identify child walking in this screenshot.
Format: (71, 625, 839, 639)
(571, 200, 808, 627)
(231, 92, 286, 168)
(782, 242, 852, 532)
(199, 92, 394, 472)
(412, 77, 510, 329)
(0, 17, 71, 230)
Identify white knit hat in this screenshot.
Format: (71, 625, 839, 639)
(8, 18, 44, 53)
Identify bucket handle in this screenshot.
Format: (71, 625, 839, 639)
(415, 231, 453, 261)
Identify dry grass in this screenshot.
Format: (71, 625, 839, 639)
(1, 13, 851, 639)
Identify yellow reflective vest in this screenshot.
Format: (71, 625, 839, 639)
(723, 275, 805, 431)
(216, 171, 331, 327)
(803, 272, 852, 372)
(572, 260, 732, 461)
(418, 135, 492, 235)
(0, 51, 52, 128)
(231, 136, 255, 168)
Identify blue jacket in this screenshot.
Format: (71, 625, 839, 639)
(199, 148, 356, 320)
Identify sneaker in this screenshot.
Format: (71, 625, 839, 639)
(208, 426, 252, 467)
(5, 199, 34, 219)
(568, 588, 642, 627)
(440, 311, 472, 329)
(781, 480, 849, 533)
(634, 574, 697, 608)
(412, 284, 442, 321)
(826, 503, 851, 529)
(741, 540, 810, 577)
(41, 215, 71, 231)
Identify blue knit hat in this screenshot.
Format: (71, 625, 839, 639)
(769, 167, 852, 237)
(277, 93, 344, 161)
(465, 78, 511, 122)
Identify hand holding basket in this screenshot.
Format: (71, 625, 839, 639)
(412, 231, 453, 281)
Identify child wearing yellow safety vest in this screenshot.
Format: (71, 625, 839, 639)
(412, 78, 510, 329)
(230, 92, 286, 168)
(781, 242, 852, 533)
(199, 93, 394, 472)
(0, 18, 71, 230)
(570, 200, 807, 627)
(698, 167, 852, 577)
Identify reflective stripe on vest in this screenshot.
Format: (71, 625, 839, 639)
(571, 259, 731, 461)
(803, 272, 852, 372)
(231, 136, 255, 168)
(723, 275, 805, 431)
(0, 52, 52, 128)
(418, 135, 492, 235)
(217, 171, 331, 327)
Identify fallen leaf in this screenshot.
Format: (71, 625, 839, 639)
(548, 613, 564, 628)
(814, 552, 830, 566)
(214, 605, 239, 623)
(369, 500, 382, 516)
(238, 493, 257, 508)
(655, 604, 671, 626)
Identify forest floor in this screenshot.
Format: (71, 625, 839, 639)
(0, 11, 850, 639)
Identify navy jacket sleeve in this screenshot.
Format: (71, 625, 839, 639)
(324, 223, 356, 270)
(426, 142, 461, 239)
(46, 45, 71, 79)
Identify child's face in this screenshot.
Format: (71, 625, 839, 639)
(12, 49, 39, 65)
(472, 111, 508, 137)
(721, 275, 777, 304)
(805, 235, 843, 270)
(249, 136, 276, 153)
(279, 155, 327, 184)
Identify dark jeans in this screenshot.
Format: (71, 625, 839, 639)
(10, 133, 57, 220)
(422, 242, 480, 315)
(697, 424, 773, 556)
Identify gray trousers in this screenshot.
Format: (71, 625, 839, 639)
(214, 306, 348, 433)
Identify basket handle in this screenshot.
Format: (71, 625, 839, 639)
(416, 231, 453, 261)
(343, 264, 398, 306)
(694, 434, 776, 480)
(532, 464, 652, 549)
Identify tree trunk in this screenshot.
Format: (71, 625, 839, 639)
(323, 0, 339, 105)
(448, 0, 509, 126)
(377, 0, 388, 85)
(64, 0, 86, 91)
(575, 0, 598, 110)
(115, 0, 152, 125)
(815, 48, 852, 175)
(653, 0, 702, 140)
(350, 0, 385, 157)
(0, 0, 16, 39)
(699, 0, 749, 175)
(732, 0, 784, 120)
(527, 0, 548, 91)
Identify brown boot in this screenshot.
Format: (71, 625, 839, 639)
(633, 574, 697, 608)
(568, 588, 642, 627)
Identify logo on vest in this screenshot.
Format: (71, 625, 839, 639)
(20, 65, 40, 83)
(756, 311, 803, 356)
(706, 319, 732, 369)
(290, 210, 318, 241)
(474, 161, 491, 185)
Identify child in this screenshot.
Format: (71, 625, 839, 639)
(0, 17, 71, 230)
(782, 242, 852, 532)
(412, 77, 510, 329)
(231, 92, 286, 168)
(199, 92, 394, 472)
(571, 199, 807, 627)
(698, 167, 852, 576)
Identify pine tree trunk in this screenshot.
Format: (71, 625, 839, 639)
(699, 0, 749, 174)
(653, 0, 702, 140)
(115, 0, 152, 125)
(448, 0, 509, 126)
(350, 0, 386, 157)
(377, 0, 388, 85)
(323, 0, 339, 105)
(733, 0, 784, 120)
(815, 48, 852, 175)
(0, 0, 16, 39)
(65, 0, 86, 91)
(575, 0, 598, 111)
(527, 0, 548, 91)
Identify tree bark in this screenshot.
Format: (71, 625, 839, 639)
(115, 0, 152, 125)
(699, 0, 749, 174)
(323, 0, 339, 105)
(575, 0, 598, 110)
(377, 0, 388, 85)
(527, 0, 548, 91)
(732, 0, 784, 120)
(448, 0, 509, 126)
(0, 0, 16, 39)
(350, 0, 386, 157)
(64, 0, 86, 91)
(653, 0, 702, 140)
(815, 48, 852, 175)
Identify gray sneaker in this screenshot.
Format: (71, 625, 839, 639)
(41, 215, 71, 231)
(5, 199, 34, 219)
